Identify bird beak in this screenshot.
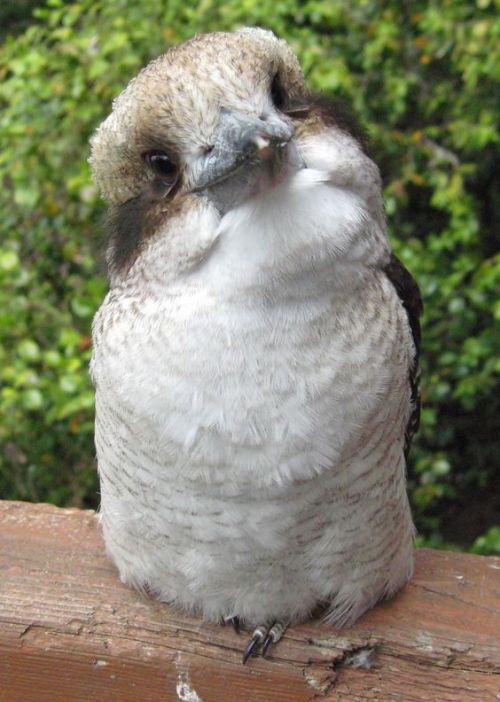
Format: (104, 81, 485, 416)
(189, 109, 294, 192)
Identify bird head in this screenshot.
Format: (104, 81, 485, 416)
(90, 28, 381, 283)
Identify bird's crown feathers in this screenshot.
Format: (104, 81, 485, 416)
(90, 28, 305, 204)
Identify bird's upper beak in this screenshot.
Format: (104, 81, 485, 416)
(189, 109, 294, 192)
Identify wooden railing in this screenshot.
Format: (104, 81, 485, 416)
(0, 500, 498, 701)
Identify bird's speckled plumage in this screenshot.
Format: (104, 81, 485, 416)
(90, 28, 421, 635)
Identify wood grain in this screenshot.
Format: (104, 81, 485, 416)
(0, 500, 498, 701)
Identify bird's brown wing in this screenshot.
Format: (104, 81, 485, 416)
(383, 253, 423, 459)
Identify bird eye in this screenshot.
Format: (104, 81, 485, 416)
(146, 151, 178, 182)
(270, 73, 287, 111)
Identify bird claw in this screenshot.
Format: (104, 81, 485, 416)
(261, 632, 274, 657)
(242, 630, 263, 664)
(225, 615, 241, 634)
(241, 621, 287, 664)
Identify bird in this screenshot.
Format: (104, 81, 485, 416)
(89, 27, 422, 663)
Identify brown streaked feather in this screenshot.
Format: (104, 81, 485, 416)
(104, 194, 161, 276)
(286, 94, 369, 152)
(104, 183, 182, 276)
(383, 253, 423, 458)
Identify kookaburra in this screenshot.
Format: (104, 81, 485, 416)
(90, 28, 422, 662)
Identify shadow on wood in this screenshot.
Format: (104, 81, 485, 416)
(0, 500, 498, 701)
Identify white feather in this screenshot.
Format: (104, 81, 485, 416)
(92, 153, 415, 625)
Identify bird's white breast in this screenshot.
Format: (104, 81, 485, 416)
(91, 169, 415, 625)
(93, 172, 400, 480)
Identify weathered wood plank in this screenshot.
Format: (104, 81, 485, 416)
(0, 500, 498, 701)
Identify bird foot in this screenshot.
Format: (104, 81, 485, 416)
(242, 620, 287, 664)
(222, 615, 241, 634)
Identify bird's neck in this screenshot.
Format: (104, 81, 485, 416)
(196, 169, 385, 299)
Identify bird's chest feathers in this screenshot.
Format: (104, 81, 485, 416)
(93, 175, 384, 480)
(202, 169, 368, 290)
(94, 285, 343, 460)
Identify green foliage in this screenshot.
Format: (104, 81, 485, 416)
(471, 526, 500, 556)
(0, 1, 47, 41)
(0, 0, 498, 547)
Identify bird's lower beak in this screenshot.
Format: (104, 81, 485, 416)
(189, 109, 294, 192)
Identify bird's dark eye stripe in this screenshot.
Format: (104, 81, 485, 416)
(145, 150, 178, 180)
(270, 73, 287, 110)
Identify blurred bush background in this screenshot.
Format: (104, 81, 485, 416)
(0, 0, 498, 553)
